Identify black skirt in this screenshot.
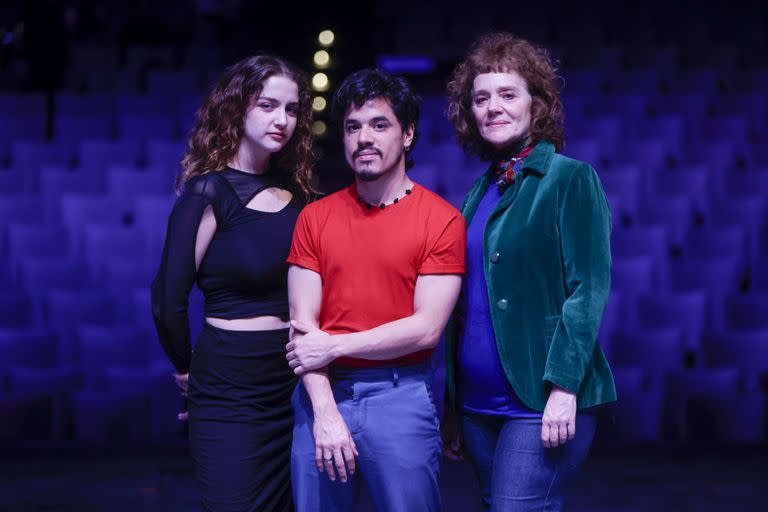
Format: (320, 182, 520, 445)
(188, 323, 296, 512)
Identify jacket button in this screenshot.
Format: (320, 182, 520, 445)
(497, 299, 508, 311)
(490, 251, 500, 263)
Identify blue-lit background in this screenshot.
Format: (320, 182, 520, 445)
(0, 0, 766, 509)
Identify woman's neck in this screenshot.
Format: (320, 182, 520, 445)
(229, 143, 270, 175)
(496, 136, 532, 160)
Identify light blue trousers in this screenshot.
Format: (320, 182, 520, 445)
(291, 363, 442, 512)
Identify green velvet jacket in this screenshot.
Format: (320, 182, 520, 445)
(445, 140, 617, 412)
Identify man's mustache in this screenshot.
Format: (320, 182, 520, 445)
(353, 146, 382, 159)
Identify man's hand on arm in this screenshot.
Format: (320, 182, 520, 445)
(286, 320, 337, 374)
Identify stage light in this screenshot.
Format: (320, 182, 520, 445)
(314, 50, 330, 69)
(312, 97, 327, 112)
(312, 120, 327, 136)
(318, 30, 335, 47)
(312, 73, 329, 92)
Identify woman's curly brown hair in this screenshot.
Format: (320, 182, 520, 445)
(446, 32, 565, 160)
(178, 55, 316, 198)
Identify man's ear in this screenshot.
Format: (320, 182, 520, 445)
(404, 123, 415, 148)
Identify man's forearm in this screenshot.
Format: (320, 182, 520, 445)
(301, 370, 339, 415)
(288, 265, 342, 417)
(330, 313, 442, 360)
(326, 274, 462, 361)
(291, 314, 339, 416)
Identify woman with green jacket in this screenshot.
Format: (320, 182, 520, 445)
(442, 32, 616, 511)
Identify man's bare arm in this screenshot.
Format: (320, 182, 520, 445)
(288, 274, 461, 372)
(287, 265, 357, 483)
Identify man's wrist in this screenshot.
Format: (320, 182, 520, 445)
(329, 333, 348, 359)
(312, 400, 340, 418)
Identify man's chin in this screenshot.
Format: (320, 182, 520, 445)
(356, 170, 381, 182)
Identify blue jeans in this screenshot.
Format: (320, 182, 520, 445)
(462, 413, 596, 511)
(291, 363, 442, 512)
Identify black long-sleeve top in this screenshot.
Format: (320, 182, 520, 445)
(150, 167, 302, 373)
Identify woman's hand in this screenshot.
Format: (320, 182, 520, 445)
(541, 385, 576, 448)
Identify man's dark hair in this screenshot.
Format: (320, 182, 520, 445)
(332, 68, 421, 169)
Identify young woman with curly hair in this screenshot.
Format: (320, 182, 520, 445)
(151, 54, 315, 512)
(442, 33, 616, 511)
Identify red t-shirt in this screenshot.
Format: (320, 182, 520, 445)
(287, 183, 466, 367)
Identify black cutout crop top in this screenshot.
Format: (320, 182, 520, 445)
(151, 167, 302, 372)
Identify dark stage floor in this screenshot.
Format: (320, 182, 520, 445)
(1, 443, 765, 511)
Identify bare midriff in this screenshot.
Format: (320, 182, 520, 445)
(205, 315, 289, 331)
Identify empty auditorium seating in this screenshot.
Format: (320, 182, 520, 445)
(723, 294, 768, 330)
(146, 139, 186, 171)
(607, 367, 666, 441)
(637, 196, 692, 247)
(78, 139, 143, 170)
(106, 165, 174, 198)
(0, 329, 59, 368)
(610, 328, 687, 373)
(636, 293, 707, 350)
(6, 224, 70, 277)
(45, 291, 118, 364)
(77, 326, 149, 386)
(54, 115, 114, 144)
(600, 167, 640, 223)
(668, 369, 765, 442)
(0, 292, 35, 328)
(611, 257, 656, 295)
(701, 330, 768, 390)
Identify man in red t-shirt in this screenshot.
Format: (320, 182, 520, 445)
(286, 69, 465, 511)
